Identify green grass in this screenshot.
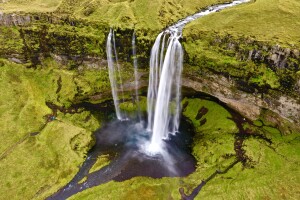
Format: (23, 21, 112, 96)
(184, 5, 300, 97)
(57, 0, 230, 31)
(0, 120, 94, 200)
(195, 135, 300, 200)
(0, 58, 110, 153)
(0, 59, 110, 199)
(89, 154, 110, 174)
(184, 0, 300, 47)
(181, 98, 237, 168)
(0, 0, 62, 13)
(1, 0, 229, 32)
(0, 61, 52, 153)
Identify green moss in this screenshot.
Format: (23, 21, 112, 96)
(181, 98, 237, 168)
(78, 176, 87, 184)
(0, 120, 94, 200)
(70, 177, 183, 200)
(182, 98, 237, 133)
(57, 110, 100, 132)
(194, 136, 300, 200)
(0, 62, 52, 153)
(0, 59, 104, 199)
(253, 120, 263, 127)
(249, 65, 280, 89)
(184, 0, 300, 47)
(259, 109, 300, 135)
(119, 95, 144, 108)
(0, 26, 24, 55)
(119, 101, 138, 112)
(89, 154, 110, 174)
(0, 0, 62, 13)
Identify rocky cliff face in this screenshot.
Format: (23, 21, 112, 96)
(0, 12, 31, 26)
(182, 32, 300, 132)
(0, 12, 153, 69)
(182, 73, 300, 133)
(0, 11, 299, 134)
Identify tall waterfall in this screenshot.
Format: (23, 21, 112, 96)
(106, 29, 125, 120)
(132, 32, 141, 122)
(147, 0, 250, 152)
(147, 30, 183, 151)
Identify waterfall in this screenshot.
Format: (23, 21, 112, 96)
(147, 32, 163, 131)
(147, 0, 250, 152)
(104, 0, 250, 152)
(106, 29, 125, 120)
(132, 32, 141, 122)
(147, 31, 183, 152)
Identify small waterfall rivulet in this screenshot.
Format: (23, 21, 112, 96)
(132, 32, 141, 122)
(106, 29, 126, 120)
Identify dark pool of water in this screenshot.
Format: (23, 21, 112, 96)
(48, 113, 196, 199)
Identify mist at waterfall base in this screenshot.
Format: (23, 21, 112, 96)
(93, 118, 196, 180)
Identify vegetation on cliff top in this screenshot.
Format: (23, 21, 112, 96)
(1, 0, 229, 31)
(184, 0, 300, 47)
(182, 0, 300, 104)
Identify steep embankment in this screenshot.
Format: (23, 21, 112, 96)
(183, 0, 300, 131)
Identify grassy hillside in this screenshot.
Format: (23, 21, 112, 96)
(184, 0, 300, 47)
(0, 0, 62, 13)
(1, 0, 230, 31)
(0, 59, 109, 199)
(182, 0, 300, 105)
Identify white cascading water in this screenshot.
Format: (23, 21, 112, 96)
(147, 32, 163, 131)
(106, 29, 125, 120)
(132, 32, 141, 122)
(147, 0, 250, 153)
(147, 32, 183, 152)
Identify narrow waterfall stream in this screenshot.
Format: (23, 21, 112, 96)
(48, 1, 251, 199)
(106, 29, 126, 120)
(132, 31, 142, 122)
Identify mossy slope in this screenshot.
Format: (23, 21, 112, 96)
(0, 59, 108, 199)
(184, 0, 300, 46)
(1, 0, 229, 32)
